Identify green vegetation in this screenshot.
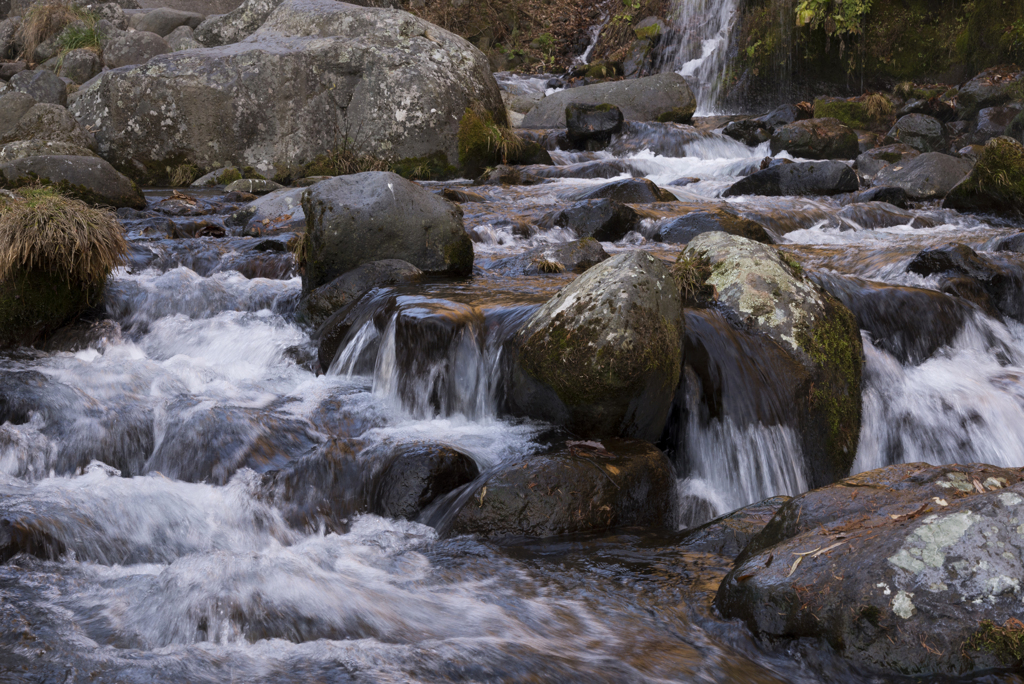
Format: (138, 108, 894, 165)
(963, 619, 1024, 665)
(16, 0, 95, 63)
(945, 136, 1024, 216)
(813, 95, 892, 131)
(56, 23, 102, 53)
(671, 251, 714, 306)
(458, 106, 528, 177)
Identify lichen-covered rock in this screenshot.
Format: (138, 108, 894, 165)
(57, 48, 101, 85)
(873, 152, 974, 200)
(7, 69, 66, 106)
(135, 8, 205, 36)
(193, 0, 284, 46)
(507, 250, 683, 442)
(682, 232, 862, 486)
(722, 160, 858, 197)
(434, 439, 676, 539)
(0, 93, 37, 138)
(716, 462, 1024, 675)
(165, 24, 203, 51)
(769, 118, 859, 160)
(71, 0, 504, 182)
(0, 155, 145, 208)
(101, 30, 170, 68)
(0, 103, 96, 150)
(302, 171, 471, 292)
(884, 114, 945, 153)
(488, 238, 608, 276)
(521, 72, 696, 128)
(944, 136, 1024, 216)
(0, 139, 96, 162)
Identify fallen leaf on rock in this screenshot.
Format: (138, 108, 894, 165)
(932, 497, 948, 506)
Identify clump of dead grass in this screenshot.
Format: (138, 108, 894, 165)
(16, 0, 92, 63)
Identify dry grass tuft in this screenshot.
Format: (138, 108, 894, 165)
(302, 144, 390, 178)
(169, 163, 201, 187)
(16, 0, 91, 63)
(894, 81, 916, 99)
(864, 92, 893, 120)
(0, 186, 126, 285)
(671, 251, 713, 305)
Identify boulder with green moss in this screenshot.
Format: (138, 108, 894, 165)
(813, 96, 891, 131)
(0, 154, 145, 208)
(681, 232, 862, 487)
(717, 462, 1024, 675)
(507, 250, 683, 442)
(944, 136, 1024, 216)
(456, 106, 551, 177)
(301, 171, 472, 292)
(0, 187, 126, 348)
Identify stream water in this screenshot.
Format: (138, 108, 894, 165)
(3, 119, 1024, 682)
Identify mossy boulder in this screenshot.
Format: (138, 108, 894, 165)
(944, 136, 1024, 216)
(0, 155, 146, 209)
(813, 97, 888, 131)
(717, 463, 1024, 675)
(507, 250, 684, 442)
(770, 118, 860, 160)
(457, 106, 552, 177)
(957, 66, 1024, 120)
(682, 232, 862, 487)
(301, 171, 472, 293)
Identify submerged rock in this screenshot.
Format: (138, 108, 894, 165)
(507, 251, 683, 442)
(944, 136, 1024, 216)
(435, 439, 676, 539)
(722, 161, 858, 197)
(769, 118, 859, 160)
(716, 462, 1024, 675)
(301, 172, 472, 292)
(488, 238, 608, 276)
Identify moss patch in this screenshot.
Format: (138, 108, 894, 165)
(656, 105, 696, 124)
(963, 619, 1024, 666)
(458, 105, 530, 178)
(945, 136, 1024, 216)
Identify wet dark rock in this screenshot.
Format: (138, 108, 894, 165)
(224, 178, 283, 194)
(602, 120, 705, 158)
(995, 232, 1024, 252)
(835, 202, 934, 230)
(524, 159, 646, 180)
(855, 143, 919, 179)
(488, 238, 608, 276)
(969, 104, 1021, 146)
(40, 319, 123, 353)
(370, 443, 479, 520)
(568, 177, 676, 203)
(716, 462, 1024, 675)
(884, 114, 945, 153)
(756, 103, 805, 128)
(944, 136, 1024, 217)
(957, 65, 1023, 119)
(297, 258, 421, 330)
(847, 185, 910, 208)
(545, 198, 641, 241)
(677, 496, 790, 558)
(896, 96, 955, 123)
(653, 207, 773, 244)
(521, 72, 696, 128)
(565, 103, 623, 150)
(683, 233, 863, 487)
(441, 187, 487, 203)
(435, 439, 676, 539)
(302, 171, 472, 292)
(508, 251, 683, 442)
(722, 161, 858, 197)
(811, 272, 971, 365)
(906, 242, 1024, 321)
(873, 152, 973, 200)
(722, 119, 772, 146)
(769, 118, 859, 160)
(240, 186, 305, 235)
(7, 69, 66, 106)
(0, 155, 145, 208)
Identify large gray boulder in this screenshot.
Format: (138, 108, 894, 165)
(102, 30, 171, 67)
(0, 139, 97, 162)
(521, 72, 696, 128)
(134, 8, 204, 36)
(770, 117, 859, 159)
(508, 250, 683, 442)
(71, 0, 504, 182)
(301, 172, 472, 292)
(0, 155, 145, 208)
(722, 161, 858, 197)
(0, 103, 97, 150)
(0, 92, 37, 137)
(57, 48, 102, 85)
(137, 0, 241, 13)
(165, 24, 202, 51)
(299, 258, 421, 330)
(884, 114, 945, 153)
(193, 0, 284, 46)
(8, 69, 66, 106)
(873, 152, 974, 200)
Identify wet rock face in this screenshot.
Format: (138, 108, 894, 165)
(565, 103, 624, 150)
(944, 136, 1024, 216)
(722, 119, 772, 146)
(722, 161, 858, 197)
(769, 118, 859, 160)
(683, 233, 863, 487)
(508, 251, 683, 442)
(677, 496, 790, 558)
(873, 152, 974, 200)
(298, 258, 421, 330)
(301, 172, 472, 292)
(71, 0, 503, 180)
(957, 66, 1024, 119)
(369, 443, 479, 520)
(906, 242, 1024, 322)
(716, 463, 1024, 675)
(435, 439, 676, 539)
(488, 238, 608, 277)
(568, 178, 677, 203)
(855, 143, 919, 179)
(653, 207, 774, 244)
(545, 198, 641, 241)
(884, 114, 946, 153)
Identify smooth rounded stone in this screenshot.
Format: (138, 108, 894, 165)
(873, 152, 974, 200)
(0, 92, 38, 137)
(883, 113, 945, 153)
(224, 177, 282, 194)
(957, 65, 1023, 118)
(835, 202, 934, 230)
(0, 155, 145, 208)
(756, 103, 805, 128)
(722, 118, 772, 146)
(134, 7, 205, 36)
(677, 496, 790, 559)
(846, 185, 910, 208)
(524, 159, 646, 180)
(102, 30, 170, 67)
(434, 439, 677, 539)
(682, 233, 862, 487)
(369, 443, 479, 520)
(7, 69, 66, 106)
(0, 139, 96, 161)
(440, 187, 486, 203)
(906, 242, 1024, 321)
(653, 208, 773, 244)
(190, 166, 241, 186)
(522, 72, 696, 128)
(302, 171, 472, 292)
(164, 24, 203, 50)
(488, 238, 609, 276)
(297, 258, 421, 330)
(722, 160, 858, 197)
(944, 136, 1024, 216)
(0, 103, 96, 150)
(240, 185, 305, 234)
(546, 198, 641, 241)
(565, 103, 624, 149)
(74, 0, 503, 182)
(0, 61, 27, 81)
(57, 48, 101, 85)
(508, 251, 683, 441)
(568, 177, 676, 203)
(855, 143, 919, 178)
(769, 118, 859, 160)
(811, 272, 971, 365)
(716, 463, 1024, 675)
